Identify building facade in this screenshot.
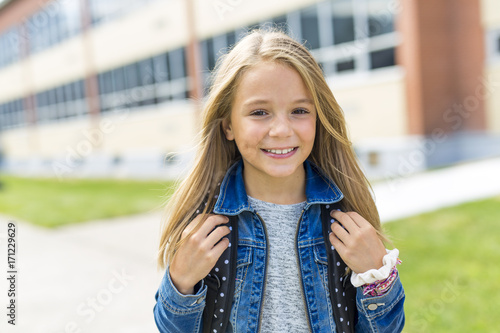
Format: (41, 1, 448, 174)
(0, 0, 499, 179)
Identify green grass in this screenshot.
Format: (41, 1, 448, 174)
(384, 195, 500, 333)
(0, 175, 174, 228)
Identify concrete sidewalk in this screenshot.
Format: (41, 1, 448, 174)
(0, 156, 499, 332)
(373, 156, 500, 222)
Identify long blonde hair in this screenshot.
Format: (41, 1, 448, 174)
(157, 29, 386, 269)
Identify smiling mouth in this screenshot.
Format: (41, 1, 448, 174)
(261, 147, 297, 155)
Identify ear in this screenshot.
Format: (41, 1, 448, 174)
(222, 118, 234, 141)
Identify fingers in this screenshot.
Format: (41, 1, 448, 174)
(199, 214, 230, 238)
(329, 227, 345, 252)
(330, 221, 349, 245)
(205, 224, 231, 249)
(211, 237, 230, 261)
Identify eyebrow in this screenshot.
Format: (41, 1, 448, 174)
(242, 98, 314, 107)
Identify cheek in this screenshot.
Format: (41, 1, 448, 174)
(298, 120, 317, 144)
(233, 123, 266, 149)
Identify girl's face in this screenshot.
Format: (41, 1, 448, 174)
(223, 61, 317, 183)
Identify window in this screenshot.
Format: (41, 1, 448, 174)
(113, 67, 125, 92)
(124, 64, 138, 90)
(0, 98, 25, 129)
(206, 39, 216, 71)
(300, 5, 320, 50)
(26, 0, 82, 55)
(0, 27, 21, 69)
(367, 0, 395, 37)
(137, 58, 156, 106)
(332, 0, 355, 45)
(169, 48, 186, 80)
(337, 59, 355, 72)
(169, 48, 187, 100)
(152, 53, 169, 83)
(370, 47, 395, 69)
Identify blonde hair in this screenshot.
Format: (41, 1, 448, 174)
(157, 29, 386, 269)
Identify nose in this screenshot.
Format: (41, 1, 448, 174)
(269, 114, 293, 137)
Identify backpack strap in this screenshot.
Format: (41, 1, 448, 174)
(202, 215, 238, 333)
(321, 203, 357, 333)
(202, 200, 356, 333)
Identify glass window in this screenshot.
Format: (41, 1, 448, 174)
(152, 53, 169, 83)
(206, 39, 216, 71)
(368, 0, 394, 37)
(0, 104, 5, 130)
(124, 63, 139, 90)
(36, 91, 48, 108)
(337, 59, 355, 72)
(3, 103, 11, 127)
(64, 83, 74, 102)
(15, 99, 25, 126)
(370, 47, 395, 69)
(497, 35, 500, 53)
(0, 27, 21, 69)
(47, 88, 57, 106)
(25, 0, 81, 55)
(73, 80, 83, 100)
(113, 67, 125, 91)
(300, 5, 320, 49)
(137, 58, 154, 86)
(169, 48, 186, 80)
(200, 40, 209, 71)
(56, 86, 65, 105)
(97, 73, 106, 95)
(332, 0, 355, 44)
(104, 71, 115, 94)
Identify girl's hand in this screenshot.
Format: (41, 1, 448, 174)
(329, 210, 386, 274)
(169, 214, 231, 295)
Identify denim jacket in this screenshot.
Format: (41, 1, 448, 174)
(154, 159, 405, 333)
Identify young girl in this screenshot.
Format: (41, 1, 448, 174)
(154, 29, 405, 333)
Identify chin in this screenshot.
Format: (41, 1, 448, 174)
(264, 166, 301, 179)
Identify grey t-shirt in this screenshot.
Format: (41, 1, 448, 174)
(247, 195, 310, 332)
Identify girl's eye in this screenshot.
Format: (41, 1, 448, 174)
(250, 110, 267, 116)
(293, 108, 309, 114)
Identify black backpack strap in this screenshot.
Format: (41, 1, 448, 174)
(321, 203, 357, 333)
(202, 214, 238, 333)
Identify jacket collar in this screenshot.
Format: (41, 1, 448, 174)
(213, 159, 344, 215)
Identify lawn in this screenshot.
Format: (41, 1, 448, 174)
(0, 175, 174, 228)
(384, 195, 500, 333)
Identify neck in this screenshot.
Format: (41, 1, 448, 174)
(243, 165, 307, 205)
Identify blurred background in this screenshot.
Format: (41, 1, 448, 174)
(0, 0, 499, 332)
(0, 0, 499, 179)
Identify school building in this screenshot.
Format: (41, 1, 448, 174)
(0, 0, 499, 179)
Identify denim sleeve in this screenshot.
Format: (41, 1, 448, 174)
(154, 267, 207, 333)
(355, 275, 405, 332)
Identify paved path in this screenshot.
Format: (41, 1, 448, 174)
(0, 156, 499, 332)
(374, 156, 500, 222)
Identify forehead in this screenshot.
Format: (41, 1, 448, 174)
(232, 61, 312, 106)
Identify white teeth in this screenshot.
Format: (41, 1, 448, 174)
(264, 148, 295, 154)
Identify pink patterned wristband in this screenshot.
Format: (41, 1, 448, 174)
(362, 258, 402, 297)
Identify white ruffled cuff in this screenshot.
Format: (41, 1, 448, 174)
(350, 248, 400, 288)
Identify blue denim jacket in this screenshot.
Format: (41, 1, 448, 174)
(154, 159, 405, 332)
